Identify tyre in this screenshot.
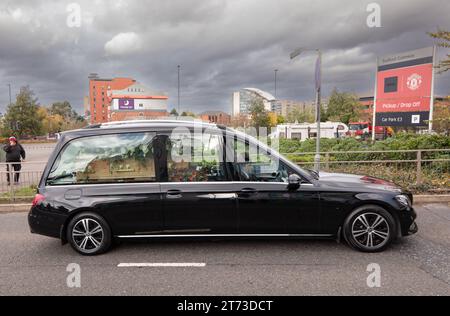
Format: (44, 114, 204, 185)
(343, 205, 396, 253)
(67, 212, 112, 256)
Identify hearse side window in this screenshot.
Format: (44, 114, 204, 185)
(231, 138, 291, 183)
(46, 132, 157, 185)
(166, 132, 227, 182)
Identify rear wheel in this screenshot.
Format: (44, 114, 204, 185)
(67, 212, 112, 256)
(343, 205, 396, 252)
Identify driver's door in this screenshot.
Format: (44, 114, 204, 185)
(231, 139, 320, 234)
(236, 182, 292, 233)
(236, 178, 320, 234)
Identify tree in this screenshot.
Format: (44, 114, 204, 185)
(276, 115, 286, 125)
(286, 107, 314, 123)
(428, 29, 450, 73)
(180, 111, 196, 117)
(267, 112, 278, 127)
(62, 116, 87, 131)
(38, 107, 65, 134)
(431, 98, 450, 135)
(326, 88, 362, 124)
(170, 108, 179, 116)
(249, 99, 271, 131)
(320, 103, 329, 122)
(50, 101, 78, 120)
(2, 86, 43, 137)
(48, 101, 86, 132)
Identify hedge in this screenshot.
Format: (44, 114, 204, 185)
(278, 134, 450, 162)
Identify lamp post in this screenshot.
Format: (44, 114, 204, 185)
(177, 65, 181, 115)
(290, 48, 322, 172)
(7, 84, 11, 106)
(274, 69, 278, 100)
(274, 69, 279, 113)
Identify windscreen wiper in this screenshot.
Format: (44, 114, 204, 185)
(46, 173, 75, 184)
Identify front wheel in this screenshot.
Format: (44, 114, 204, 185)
(343, 205, 396, 253)
(67, 212, 112, 256)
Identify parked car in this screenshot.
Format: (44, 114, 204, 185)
(347, 121, 393, 140)
(28, 120, 417, 255)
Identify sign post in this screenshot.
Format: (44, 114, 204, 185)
(429, 45, 436, 133)
(372, 57, 379, 141)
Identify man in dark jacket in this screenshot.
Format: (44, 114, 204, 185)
(3, 136, 26, 185)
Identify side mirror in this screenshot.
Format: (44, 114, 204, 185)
(287, 174, 302, 191)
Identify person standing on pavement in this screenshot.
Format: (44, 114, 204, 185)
(3, 136, 26, 185)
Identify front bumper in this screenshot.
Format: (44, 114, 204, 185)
(407, 221, 419, 235)
(398, 206, 418, 236)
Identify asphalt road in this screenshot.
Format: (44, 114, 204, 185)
(0, 203, 449, 296)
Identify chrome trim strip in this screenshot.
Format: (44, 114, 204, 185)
(135, 229, 211, 234)
(116, 233, 333, 238)
(45, 181, 315, 188)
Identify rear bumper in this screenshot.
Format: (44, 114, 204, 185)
(28, 205, 67, 239)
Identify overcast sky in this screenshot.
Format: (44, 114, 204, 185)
(0, 0, 449, 114)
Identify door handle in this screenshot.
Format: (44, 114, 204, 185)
(166, 189, 182, 199)
(214, 193, 237, 200)
(240, 188, 257, 195)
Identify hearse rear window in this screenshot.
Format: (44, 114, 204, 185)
(47, 132, 156, 185)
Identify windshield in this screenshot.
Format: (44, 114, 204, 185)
(349, 124, 362, 130)
(349, 124, 368, 130)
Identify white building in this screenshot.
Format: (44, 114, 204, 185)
(231, 88, 275, 116)
(108, 82, 168, 121)
(271, 122, 349, 141)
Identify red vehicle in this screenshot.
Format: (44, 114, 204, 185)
(347, 122, 392, 140)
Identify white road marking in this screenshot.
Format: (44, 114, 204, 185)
(118, 262, 206, 268)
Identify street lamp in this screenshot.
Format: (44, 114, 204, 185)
(7, 84, 11, 106)
(290, 48, 322, 172)
(274, 69, 278, 100)
(177, 65, 181, 115)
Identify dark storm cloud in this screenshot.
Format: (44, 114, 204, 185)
(0, 0, 449, 114)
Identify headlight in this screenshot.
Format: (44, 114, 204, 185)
(395, 195, 411, 208)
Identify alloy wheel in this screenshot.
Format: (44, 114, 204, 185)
(72, 218, 104, 253)
(351, 212, 390, 249)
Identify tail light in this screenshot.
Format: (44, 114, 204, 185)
(32, 194, 45, 207)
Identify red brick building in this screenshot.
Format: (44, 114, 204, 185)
(88, 74, 135, 124)
(199, 111, 231, 125)
(359, 96, 374, 114)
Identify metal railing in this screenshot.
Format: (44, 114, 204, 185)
(282, 149, 450, 193)
(0, 162, 46, 203)
(0, 143, 55, 203)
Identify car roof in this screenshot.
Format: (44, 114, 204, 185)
(52, 119, 315, 184)
(61, 119, 227, 137)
